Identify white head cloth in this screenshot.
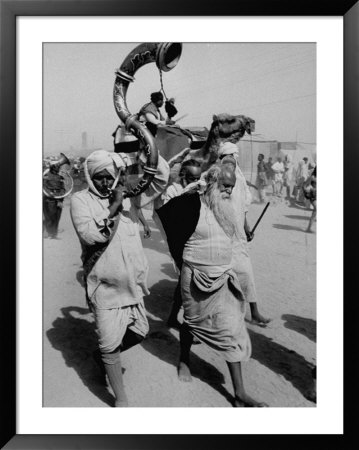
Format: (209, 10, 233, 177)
(84, 150, 126, 197)
(218, 142, 239, 158)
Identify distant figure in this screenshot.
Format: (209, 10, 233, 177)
(256, 153, 267, 203)
(303, 166, 317, 233)
(73, 160, 81, 175)
(138, 91, 175, 137)
(294, 157, 309, 203)
(265, 157, 275, 195)
(43, 163, 66, 239)
(282, 154, 294, 200)
(271, 157, 285, 197)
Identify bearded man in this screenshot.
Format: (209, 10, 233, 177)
(70, 150, 169, 407)
(157, 165, 266, 407)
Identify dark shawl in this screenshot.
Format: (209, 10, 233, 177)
(156, 192, 201, 269)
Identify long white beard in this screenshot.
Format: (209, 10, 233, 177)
(204, 184, 239, 239)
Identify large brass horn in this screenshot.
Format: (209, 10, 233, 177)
(43, 153, 74, 199)
(56, 152, 71, 167)
(113, 42, 182, 197)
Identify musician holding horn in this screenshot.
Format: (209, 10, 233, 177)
(43, 157, 68, 239)
(70, 149, 170, 407)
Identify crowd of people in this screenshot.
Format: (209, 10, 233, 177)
(256, 153, 316, 209)
(45, 95, 317, 407)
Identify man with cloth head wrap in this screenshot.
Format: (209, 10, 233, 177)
(218, 141, 271, 326)
(168, 118, 270, 326)
(70, 149, 169, 407)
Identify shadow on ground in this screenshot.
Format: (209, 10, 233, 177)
(249, 328, 315, 401)
(273, 224, 306, 232)
(46, 306, 114, 407)
(284, 214, 310, 221)
(142, 279, 234, 404)
(159, 262, 178, 280)
(287, 200, 311, 211)
(282, 314, 316, 342)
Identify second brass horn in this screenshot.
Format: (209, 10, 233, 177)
(113, 42, 182, 197)
(43, 153, 73, 199)
(56, 152, 71, 167)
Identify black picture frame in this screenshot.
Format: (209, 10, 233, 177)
(1, 0, 357, 448)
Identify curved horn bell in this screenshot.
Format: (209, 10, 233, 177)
(113, 42, 182, 197)
(57, 152, 71, 167)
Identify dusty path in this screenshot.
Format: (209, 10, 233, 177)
(44, 194, 316, 407)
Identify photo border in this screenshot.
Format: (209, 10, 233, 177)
(1, 0, 357, 448)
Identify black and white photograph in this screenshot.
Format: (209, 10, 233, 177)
(0, 3, 351, 444)
(43, 41, 317, 408)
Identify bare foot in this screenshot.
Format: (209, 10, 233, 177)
(178, 361, 192, 382)
(251, 315, 271, 327)
(234, 394, 268, 407)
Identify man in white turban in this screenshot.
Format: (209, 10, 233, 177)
(218, 142, 271, 326)
(70, 149, 170, 407)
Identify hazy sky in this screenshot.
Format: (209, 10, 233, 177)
(43, 42, 316, 156)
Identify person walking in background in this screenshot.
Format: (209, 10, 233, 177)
(282, 154, 294, 201)
(294, 157, 309, 203)
(256, 153, 268, 203)
(303, 166, 317, 233)
(265, 157, 275, 196)
(271, 156, 285, 198)
(43, 163, 66, 239)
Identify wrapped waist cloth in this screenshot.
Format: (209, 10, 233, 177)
(181, 263, 251, 363)
(92, 300, 149, 354)
(190, 264, 240, 293)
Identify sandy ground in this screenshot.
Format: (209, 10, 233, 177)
(43, 191, 316, 407)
